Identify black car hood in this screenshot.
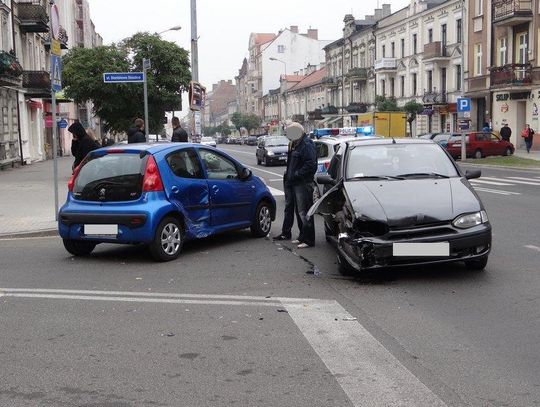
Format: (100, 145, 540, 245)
(266, 145, 289, 154)
(343, 178, 482, 228)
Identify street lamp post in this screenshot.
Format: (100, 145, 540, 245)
(270, 57, 288, 126)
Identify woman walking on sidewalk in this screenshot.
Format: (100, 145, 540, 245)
(521, 124, 534, 153)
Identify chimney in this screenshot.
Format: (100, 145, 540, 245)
(228, 80, 232, 84)
(374, 9, 383, 20)
(307, 29, 318, 40)
(382, 4, 392, 17)
(212, 84, 218, 91)
(290, 25, 299, 33)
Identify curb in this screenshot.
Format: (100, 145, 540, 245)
(0, 229, 58, 240)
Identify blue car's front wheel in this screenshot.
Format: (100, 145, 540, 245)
(251, 202, 272, 237)
(149, 217, 184, 262)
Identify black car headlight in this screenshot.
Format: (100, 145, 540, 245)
(453, 211, 489, 229)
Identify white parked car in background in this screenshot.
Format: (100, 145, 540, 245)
(200, 136, 217, 147)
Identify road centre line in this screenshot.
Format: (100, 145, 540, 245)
(247, 165, 284, 177)
(525, 245, 540, 253)
(220, 147, 253, 156)
(284, 300, 448, 407)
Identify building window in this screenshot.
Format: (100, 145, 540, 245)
(441, 68, 447, 93)
(427, 70, 433, 92)
(400, 76, 405, 97)
(441, 24, 447, 55)
(474, 43, 482, 76)
(456, 19, 462, 43)
(381, 79, 386, 96)
(499, 37, 507, 66)
(390, 77, 395, 97)
(382, 44, 386, 58)
(412, 34, 417, 54)
(428, 28, 433, 44)
(456, 64, 462, 91)
(277, 45, 285, 53)
(475, 0, 483, 16)
(391, 42, 395, 58)
(517, 32, 528, 64)
(412, 73, 417, 95)
(401, 38, 405, 58)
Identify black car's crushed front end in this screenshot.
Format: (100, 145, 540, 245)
(334, 220, 491, 271)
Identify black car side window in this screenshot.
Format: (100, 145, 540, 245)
(167, 149, 204, 179)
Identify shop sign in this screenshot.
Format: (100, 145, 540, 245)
(500, 103, 509, 113)
(496, 92, 531, 101)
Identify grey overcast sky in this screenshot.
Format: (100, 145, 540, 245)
(88, 0, 410, 87)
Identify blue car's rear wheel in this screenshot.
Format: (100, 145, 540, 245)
(149, 217, 183, 262)
(251, 202, 272, 237)
(63, 239, 96, 256)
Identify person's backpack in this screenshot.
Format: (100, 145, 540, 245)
(521, 129, 529, 138)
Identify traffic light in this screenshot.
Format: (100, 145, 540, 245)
(189, 81, 206, 111)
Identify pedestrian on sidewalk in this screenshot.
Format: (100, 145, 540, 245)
(274, 122, 317, 249)
(500, 123, 512, 142)
(171, 117, 188, 142)
(68, 121, 99, 169)
(521, 124, 535, 153)
(127, 118, 146, 143)
(482, 122, 491, 132)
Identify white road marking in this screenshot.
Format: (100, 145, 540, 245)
(2, 288, 447, 406)
(0, 235, 58, 242)
(270, 178, 283, 182)
(284, 300, 447, 407)
(482, 177, 540, 186)
(267, 186, 285, 197)
(220, 147, 253, 156)
(248, 165, 284, 177)
(471, 179, 514, 186)
(525, 245, 540, 253)
(472, 187, 521, 196)
(505, 177, 540, 185)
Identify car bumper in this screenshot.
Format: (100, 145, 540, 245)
(58, 192, 174, 244)
(338, 224, 492, 271)
(266, 156, 288, 165)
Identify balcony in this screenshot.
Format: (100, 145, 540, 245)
(490, 63, 532, 87)
(492, 0, 533, 26)
(321, 77, 339, 87)
(22, 70, 51, 97)
(292, 114, 305, 123)
(345, 103, 368, 113)
(15, 0, 49, 33)
(44, 27, 69, 50)
(0, 51, 23, 87)
(346, 67, 368, 81)
(308, 109, 324, 120)
(422, 90, 447, 105)
(321, 105, 338, 115)
(374, 58, 397, 71)
(423, 42, 449, 61)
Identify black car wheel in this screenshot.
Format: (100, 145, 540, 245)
(149, 217, 183, 262)
(337, 253, 356, 276)
(465, 256, 488, 271)
(474, 149, 483, 159)
(63, 239, 97, 256)
(251, 201, 272, 237)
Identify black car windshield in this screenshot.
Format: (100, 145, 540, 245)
(266, 137, 289, 147)
(346, 143, 459, 180)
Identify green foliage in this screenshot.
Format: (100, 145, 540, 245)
(376, 96, 400, 112)
(403, 101, 425, 120)
(63, 33, 191, 134)
(230, 112, 262, 134)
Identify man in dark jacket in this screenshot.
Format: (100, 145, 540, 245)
(500, 123, 512, 142)
(274, 122, 317, 248)
(171, 117, 188, 142)
(127, 118, 146, 143)
(68, 121, 98, 168)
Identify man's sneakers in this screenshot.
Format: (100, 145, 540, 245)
(297, 242, 314, 249)
(291, 239, 300, 244)
(273, 234, 291, 241)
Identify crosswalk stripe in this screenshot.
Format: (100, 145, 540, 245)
(471, 179, 514, 186)
(267, 186, 285, 197)
(481, 177, 540, 186)
(505, 177, 540, 185)
(473, 187, 521, 196)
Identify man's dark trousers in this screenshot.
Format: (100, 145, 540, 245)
(293, 182, 315, 246)
(281, 180, 302, 238)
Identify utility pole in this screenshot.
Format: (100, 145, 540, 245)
(191, 0, 199, 82)
(143, 58, 150, 141)
(460, 0, 467, 162)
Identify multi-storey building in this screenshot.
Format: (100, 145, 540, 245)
(488, 0, 540, 150)
(205, 80, 236, 127)
(375, 0, 464, 136)
(323, 6, 391, 128)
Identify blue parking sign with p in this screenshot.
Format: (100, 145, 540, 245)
(457, 98, 471, 113)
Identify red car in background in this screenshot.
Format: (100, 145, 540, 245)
(446, 132, 515, 159)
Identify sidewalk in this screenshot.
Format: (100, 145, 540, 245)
(0, 157, 72, 236)
(514, 149, 540, 161)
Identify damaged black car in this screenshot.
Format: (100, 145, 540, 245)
(309, 138, 491, 274)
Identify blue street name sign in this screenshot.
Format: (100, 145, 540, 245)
(51, 55, 62, 92)
(103, 72, 145, 83)
(57, 118, 68, 129)
(457, 98, 472, 113)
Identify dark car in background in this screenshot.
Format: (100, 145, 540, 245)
(256, 135, 289, 166)
(311, 139, 491, 274)
(446, 132, 514, 159)
(420, 133, 457, 148)
(246, 136, 258, 146)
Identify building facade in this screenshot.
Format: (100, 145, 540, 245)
(375, 0, 464, 136)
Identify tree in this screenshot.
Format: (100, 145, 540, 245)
(63, 33, 191, 134)
(376, 96, 400, 112)
(243, 114, 262, 134)
(403, 101, 425, 137)
(231, 112, 243, 133)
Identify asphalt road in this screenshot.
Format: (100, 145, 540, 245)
(1, 144, 539, 407)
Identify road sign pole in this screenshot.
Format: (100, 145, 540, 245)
(52, 85, 59, 220)
(143, 59, 150, 142)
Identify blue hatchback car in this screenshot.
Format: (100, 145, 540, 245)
(59, 143, 276, 261)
